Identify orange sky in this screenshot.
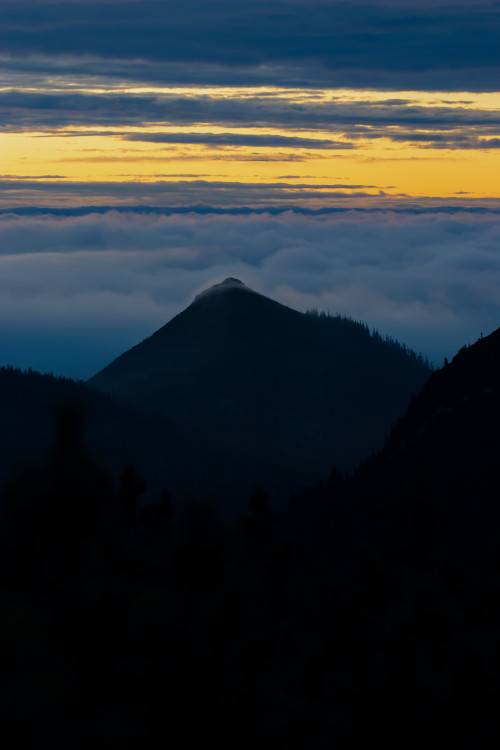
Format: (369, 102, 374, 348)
(2, 87, 500, 208)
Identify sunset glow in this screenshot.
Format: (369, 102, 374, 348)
(3, 83, 500, 207)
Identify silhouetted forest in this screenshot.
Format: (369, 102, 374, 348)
(0, 364, 205, 510)
(1, 326, 500, 747)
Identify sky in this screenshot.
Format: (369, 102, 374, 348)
(1, 0, 500, 378)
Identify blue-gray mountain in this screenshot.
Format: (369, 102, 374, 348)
(88, 278, 430, 508)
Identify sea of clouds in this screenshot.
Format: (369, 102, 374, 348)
(1, 208, 499, 378)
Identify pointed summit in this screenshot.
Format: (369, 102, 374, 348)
(193, 277, 255, 303)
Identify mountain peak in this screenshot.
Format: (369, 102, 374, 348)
(193, 277, 253, 303)
(88, 277, 431, 508)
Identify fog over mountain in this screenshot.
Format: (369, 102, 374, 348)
(3, 208, 499, 380)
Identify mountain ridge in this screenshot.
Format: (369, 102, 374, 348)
(287, 323, 500, 571)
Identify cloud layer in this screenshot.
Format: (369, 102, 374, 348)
(1, 208, 499, 378)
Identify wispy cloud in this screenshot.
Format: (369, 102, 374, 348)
(123, 132, 354, 149)
(0, 179, 394, 209)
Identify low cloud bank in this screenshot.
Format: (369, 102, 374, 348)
(1, 209, 499, 378)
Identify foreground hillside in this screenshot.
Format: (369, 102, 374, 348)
(1, 326, 499, 747)
(89, 278, 430, 505)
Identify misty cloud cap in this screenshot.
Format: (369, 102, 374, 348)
(193, 277, 255, 304)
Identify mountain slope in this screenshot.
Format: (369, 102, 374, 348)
(0, 366, 194, 503)
(358, 326, 500, 565)
(289, 325, 500, 570)
(89, 278, 431, 506)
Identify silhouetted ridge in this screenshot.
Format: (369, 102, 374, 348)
(290, 325, 500, 570)
(379, 326, 500, 465)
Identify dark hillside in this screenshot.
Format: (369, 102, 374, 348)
(271, 327, 500, 746)
(358, 326, 500, 566)
(0, 367, 191, 503)
(2, 329, 499, 748)
(288, 324, 500, 572)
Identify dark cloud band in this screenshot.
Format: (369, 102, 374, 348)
(0, 179, 389, 209)
(3, 91, 500, 148)
(1, 2, 500, 92)
(123, 132, 354, 150)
